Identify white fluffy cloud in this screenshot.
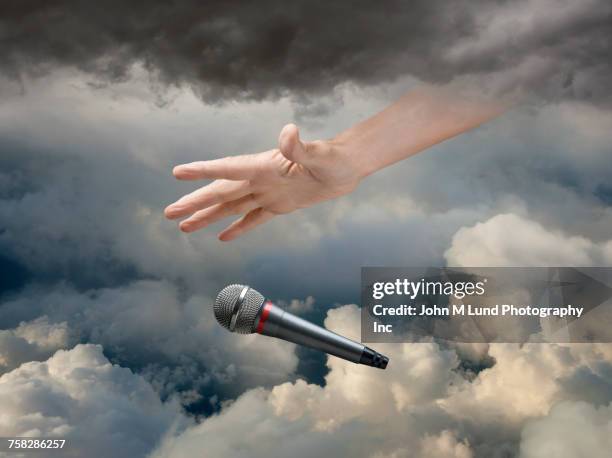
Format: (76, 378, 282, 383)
(417, 430, 473, 458)
(444, 213, 600, 267)
(0, 316, 70, 375)
(0, 304, 610, 458)
(440, 343, 600, 425)
(370, 430, 474, 458)
(0, 344, 185, 458)
(151, 304, 612, 458)
(519, 401, 612, 458)
(270, 305, 460, 429)
(151, 305, 462, 457)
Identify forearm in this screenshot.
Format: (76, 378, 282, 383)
(331, 86, 506, 179)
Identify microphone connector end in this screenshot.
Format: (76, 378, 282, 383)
(360, 347, 389, 369)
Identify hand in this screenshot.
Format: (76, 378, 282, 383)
(165, 124, 361, 241)
(165, 87, 504, 241)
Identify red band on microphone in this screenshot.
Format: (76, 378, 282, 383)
(256, 301, 273, 334)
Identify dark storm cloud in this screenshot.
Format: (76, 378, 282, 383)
(1, 0, 611, 105)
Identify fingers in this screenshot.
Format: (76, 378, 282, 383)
(178, 195, 259, 233)
(165, 179, 250, 219)
(278, 123, 309, 164)
(173, 154, 261, 181)
(218, 208, 275, 242)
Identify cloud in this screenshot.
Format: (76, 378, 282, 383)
(0, 344, 185, 458)
(278, 296, 315, 315)
(1, 68, 610, 305)
(1, 1, 611, 107)
(0, 316, 70, 374)
(519, 401, 612, 458)
(269, 305, 460, 429)
(151, 304, 466, 457)
(417, 430, 473, 458)
(149, 304, 612, 457)
(0, 280, 298, 404)
(1, 305, 611, 458)
(0, 23, 611, 457)
(443, 213, 612, 344)
(444, 213, 608, 267)
(440, 343, 591, 428)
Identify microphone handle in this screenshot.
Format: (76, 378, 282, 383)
(256, 302, 388, 369)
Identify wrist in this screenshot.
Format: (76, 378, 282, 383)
(328, 132, 378, 183)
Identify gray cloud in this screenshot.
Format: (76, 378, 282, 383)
(1, 73, 611, 403)
(1, 1, 611, 106)
(1, 72, 610, 301)
(0, 25, 611, 456)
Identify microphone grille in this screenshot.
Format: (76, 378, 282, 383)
(214, 284, 265, 334)
(235, 287, 265, 334)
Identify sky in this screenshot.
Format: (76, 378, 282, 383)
(1, 1, 612, 457)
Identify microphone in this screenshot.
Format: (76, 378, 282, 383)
(214, 284, 389, 369)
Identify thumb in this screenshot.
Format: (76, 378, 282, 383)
(278, 123, 309, 164)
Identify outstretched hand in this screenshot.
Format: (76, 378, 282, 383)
(165, 124, 360, 241)
(166, 87, 505, 241)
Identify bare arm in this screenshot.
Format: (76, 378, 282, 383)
(332, 86, 504, 177)
(165, 86, 505, 241)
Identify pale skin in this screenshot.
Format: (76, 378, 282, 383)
(165, 86, 506, 241)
